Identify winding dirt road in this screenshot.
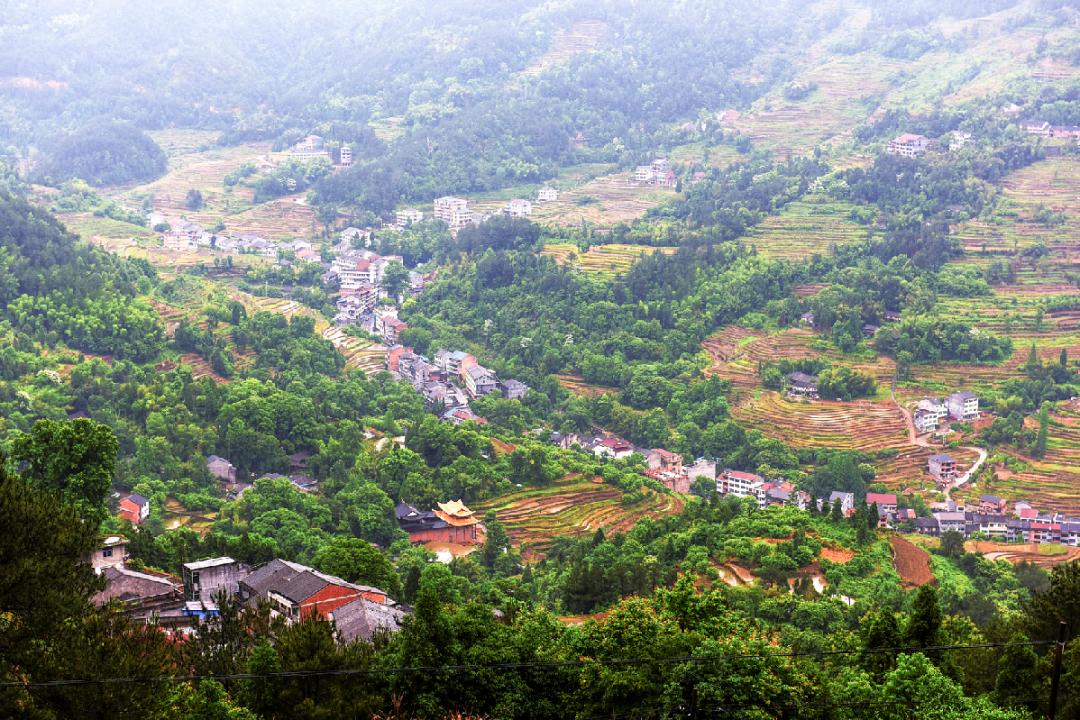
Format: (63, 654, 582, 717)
(891, 384, 988, 500)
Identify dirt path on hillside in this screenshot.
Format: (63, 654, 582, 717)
(891, 382, 988, 500)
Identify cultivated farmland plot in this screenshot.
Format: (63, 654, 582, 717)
(540, 242, 679, 278)
(519, 19, 607, 78)
(732, 392, 910, 454)
(951, 400, 1080, 515)
(742, 195, 869, 259)
(477, 475, 684, 558)
(950, 157, 1080, 286)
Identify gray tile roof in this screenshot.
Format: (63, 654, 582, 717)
(331, 598, 408, 642)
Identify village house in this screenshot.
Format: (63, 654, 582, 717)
(93, 565, 183, 622)
(339, 144, 353, 167)
(719, 469, 764, 500)
(785, 371, 819, 398)
(1020, 120, 1052, 136)
(887, 133, 930, 158)
(646, 448, 683, 475)
(865, 492, 898, 515)
(505, 198, 532, 218)
(634, 165, 656, 184)
(395, 207, 424, 227)
(928, 454, 957, 484)
(118, 493, 150, 525)
(433, 196, 474, 232)
(933, 511, 967, 534)
(240, 559, 389, 622)
(800, 311, 815, 327)
(1050, 125, 1080, 141)
(328, 596, 408, 643)
(686, 458, 717, 485)
(434, 349, 476, 377)
(1013, 501, 1033, 518)
(593, 437, 636, 460)
(183, 557, 250, 604)
(501, 378, 529, 400)
(442, 406, 487, 425)
(537, 186, 558, 202)
(463, 364, 499, 398)
(947, 391, 979, 422)
(914, 397, 949, 434)
(396, 500, 484, 545)
(827, 491, 855, 517)
(289, 134, 331, 161)
(979, 494, 1007, 514)
(207, 455, 238, 483)
(87, 535, 129, 574)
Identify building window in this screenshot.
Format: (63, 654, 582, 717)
(102, 548, 113, 558)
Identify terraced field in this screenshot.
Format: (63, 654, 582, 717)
(107, 139, 321, 241)
(896, 341, 1080, 402)
(520, 19, 607, 77)
(733, 392, 910, 453)
(950, 158, 1080, 285)
(874, 445, 981, 494)
(540, 242, 679, 278)
(478, 475, 684, 558)
(742, 195, 869, 258)
(556, 374, 618, 397)
(703, 326, 896, 391)
(528, 171, 677, 228)
(952, 400, 1080, 515)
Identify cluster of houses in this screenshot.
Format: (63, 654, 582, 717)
(432, 195, 542, 234)
(914, 392, 980, 435)
(633, 157, 678, 188)
(286, 134, 359, 167)
(916, 495, 1080, 546)
(87, 539, 406, 640)
(386, 345, 529, 425)
(1019, 121, 1080, 141)
(159, 217, 319, 261)
(206, 452, 316, 500)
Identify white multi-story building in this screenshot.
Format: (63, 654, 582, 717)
(434, 197, 473, 231)
(289, 135, 331, 161)
(396, 208, 424, 227)
(339, 145, 353, 167)
(887, 133, 930, 158)
(947, 391, 979, 422)
(914, 397, 949, 433)
(719, 470, 764, 499)
(505, 199, 532, 218)
(537, 186, 558, 202)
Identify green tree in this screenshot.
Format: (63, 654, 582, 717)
(993, 633, 1042, 712)
(381, 260, 411, 299)
(1032, 403, 1049, 459)
(313, 537, 401, 596)
(905, 584, 943, 650)
(939, 530, 965, 559)
(11, 418, 118, 525)
(481, 510, 511, 570)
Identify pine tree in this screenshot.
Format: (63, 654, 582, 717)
(831, 499, 844, 522)
(861, 610, 901, 678)
(904, 584, 942, 650)
(993, 632, 1041, 712)
(1033, 403, 1049, 459)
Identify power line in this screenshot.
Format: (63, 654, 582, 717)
(0, 639, 1055, 690)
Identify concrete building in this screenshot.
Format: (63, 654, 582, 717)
(183, 557, 250, 603)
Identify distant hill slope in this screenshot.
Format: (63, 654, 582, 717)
(0, 194, 163, 360)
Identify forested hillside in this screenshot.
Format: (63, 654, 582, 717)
(2, 0, 1080, 718)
